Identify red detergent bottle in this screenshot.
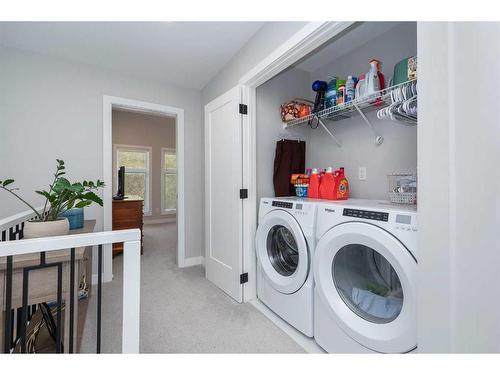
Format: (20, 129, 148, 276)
(308, 168, 320, 198)
(333, 167, 349, 200)
(319, 167, 336, 200)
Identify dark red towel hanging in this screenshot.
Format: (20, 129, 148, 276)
(273, 139, 306, 197)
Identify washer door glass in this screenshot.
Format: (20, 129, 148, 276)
(256, 209, 309, 294)
(267, 225, 299, 276)
(333, 244, 403, 324)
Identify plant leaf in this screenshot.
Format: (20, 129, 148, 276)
(35, 190, 52, 200)
(82, 191, 103, 206)
(75, 200, 92, 208)
(2, 179, 15, 187)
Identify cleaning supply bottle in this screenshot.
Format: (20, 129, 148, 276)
(333, 167, 349, 200)
(337, 85, 346, 106)
(355, 74, 366, 99)
(365, 59, 385, 96)
(308, 168, 321, 199)
(345, 75, 357, 103)
(325, 76, 337, 108)
(319, 167, 336, 200)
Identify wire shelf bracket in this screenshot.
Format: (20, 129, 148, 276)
(316, 116, 342, 147)
(353, 103, 384, 146)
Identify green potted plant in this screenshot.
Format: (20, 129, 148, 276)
(0, 159, 105, 239)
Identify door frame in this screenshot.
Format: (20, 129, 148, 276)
(102, 95, 186, 282)
(236, 21, 355, 301)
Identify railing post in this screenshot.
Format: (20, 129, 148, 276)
(121, 239, 141, 353)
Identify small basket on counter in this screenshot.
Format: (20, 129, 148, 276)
(290, 173, 310, 198)
(387, 172, 417, 205)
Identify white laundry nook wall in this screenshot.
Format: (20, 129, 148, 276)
(255, 67, 312, 204)
(304, 22, 417, 200)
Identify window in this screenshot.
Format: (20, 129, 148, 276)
(115, 145, 152, 215)
(161, 147, 177, 214)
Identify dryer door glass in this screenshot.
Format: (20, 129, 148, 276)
(267, 225, 299, 276)
(332, 244, 403, 324)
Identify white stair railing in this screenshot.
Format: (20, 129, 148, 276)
(0, 209, 141, 354)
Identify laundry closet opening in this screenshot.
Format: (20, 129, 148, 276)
(251, 21, 418, 352)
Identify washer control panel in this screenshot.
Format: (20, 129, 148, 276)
(343, 208, 389, 222)
(272, 201, 293, 209)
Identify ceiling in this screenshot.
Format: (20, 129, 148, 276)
(0, 22, 264, 90)
(294, 22, 408, 72)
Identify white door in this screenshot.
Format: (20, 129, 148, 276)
(314, 222, 417, 353)
(205, 86, 244, 302)
(255, 210, 309, 294)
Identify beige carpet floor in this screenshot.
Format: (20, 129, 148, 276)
(80, 222, 304, 353)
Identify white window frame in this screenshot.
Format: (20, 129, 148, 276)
(161, 147, 177, 215)
(114, 144, 152, 216)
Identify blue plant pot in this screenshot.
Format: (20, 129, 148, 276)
(59, 208, 84, 230)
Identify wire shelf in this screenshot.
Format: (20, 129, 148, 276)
(283, 79, 417, 129)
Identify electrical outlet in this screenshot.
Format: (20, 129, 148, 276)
(359, 167, 367, 180)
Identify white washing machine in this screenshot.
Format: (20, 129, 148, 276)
(313, 199, 417, 353)
(255, 197, 319, 337)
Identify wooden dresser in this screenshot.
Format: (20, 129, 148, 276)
(112, 196, 144, 256)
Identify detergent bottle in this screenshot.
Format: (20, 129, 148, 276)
(345, 75, 357, 103)
(308, 168, 321, 199)
(319, 167, 336, 200)
(333, 167, 349, 200)
(365, 59, 385, 96)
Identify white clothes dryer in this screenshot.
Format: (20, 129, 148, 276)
(313, 199, 417, 353)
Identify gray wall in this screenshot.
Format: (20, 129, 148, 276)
(256, 67, 312, 203)
(306, 22, 417, 200)
(0, 46, 203, 259)
(112, 109, 176, 221)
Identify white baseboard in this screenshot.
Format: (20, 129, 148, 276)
(180, 256, 204, 268)
(144, 217, 176, 225)
(250, 299, 325, 354)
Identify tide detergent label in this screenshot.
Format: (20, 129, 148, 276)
(337, 179, 349, 199)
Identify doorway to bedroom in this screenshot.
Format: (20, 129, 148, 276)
(111, 108, 178, 265)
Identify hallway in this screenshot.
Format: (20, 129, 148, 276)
(80, 223, 304, 353)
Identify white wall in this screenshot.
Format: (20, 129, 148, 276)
(202, 22, 308, 104)
(255, 67, 312, 202)
(306, 22, 417, 200)
(0, 46, 203, 259)
(418, 22, 500, 353)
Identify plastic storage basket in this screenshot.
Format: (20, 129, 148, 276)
(387, 173, 417, 205)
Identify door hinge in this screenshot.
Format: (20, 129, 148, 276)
(239, 104, 248, 115)
(240, 273, 248, 284)
(240, 189, 248, 199)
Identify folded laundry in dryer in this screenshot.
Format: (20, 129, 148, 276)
(351, 287, 403, 320)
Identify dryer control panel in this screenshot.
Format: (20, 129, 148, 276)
(343, 208, 389, 222)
